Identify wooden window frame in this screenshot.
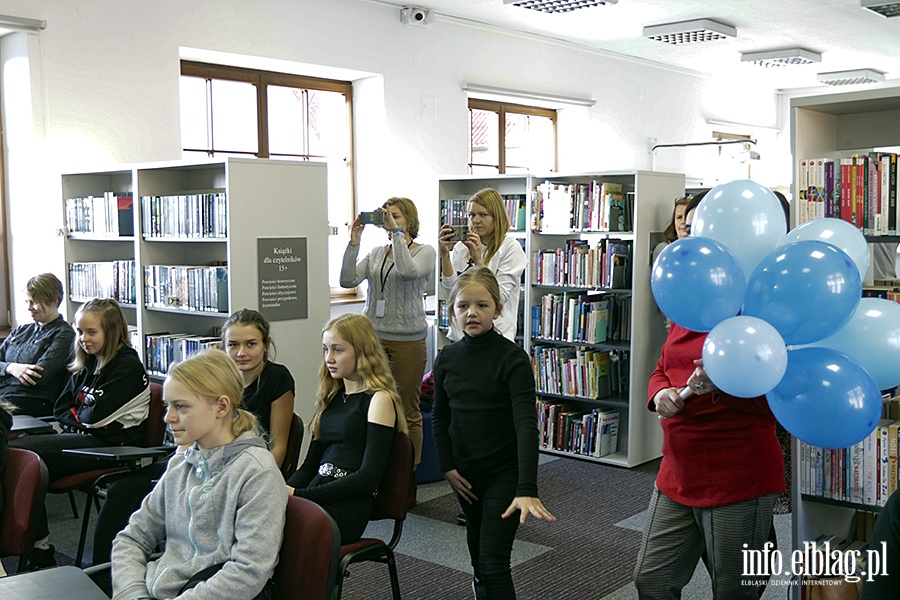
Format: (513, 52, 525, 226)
(468, 98, 557, 174)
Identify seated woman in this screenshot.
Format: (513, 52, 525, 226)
(0, 273, 75, 417)
(90, 309, 296, 567)
(112, 349, 286, 600)
(11, 297, 150, 567)
(286, 313, 407, 544)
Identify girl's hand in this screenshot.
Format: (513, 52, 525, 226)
(654, 387, 685, 418)
(501, 496, 556, 524)
(381, 208, 398, 232)
(444, 469, 477, 504)
(286, 485, 295, 495)
(463, 231, 485, 266)
(687, 359, 717, 395)
(439, 224, 457, 257)
(349, 215, 364, 246)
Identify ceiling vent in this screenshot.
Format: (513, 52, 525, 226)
(741, 48, 822, 67)
(817, 69, 886, 86)
(642, 18, 736, 45)
(503, 0, 616, 13)
(861, 0, 900, 18)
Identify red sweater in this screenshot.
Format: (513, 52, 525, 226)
(648, 324, 785, 508)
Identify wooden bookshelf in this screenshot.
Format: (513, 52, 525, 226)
(437, 171, 684, 468)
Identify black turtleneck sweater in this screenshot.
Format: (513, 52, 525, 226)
(432, 328, 539, 497)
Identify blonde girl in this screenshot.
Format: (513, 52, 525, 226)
(287, 313, 407, 544)
(440, 188, 527, 342)
(432, 268, 555, 599)
(112, 349, 286, 600)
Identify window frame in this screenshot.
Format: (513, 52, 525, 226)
(180, 61, 357, 299)
(468, 98, 557, 174)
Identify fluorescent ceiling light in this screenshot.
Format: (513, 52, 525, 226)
(463, 83, 595, 107)
(861, 0, 900, 18)
(642, 18, 736, 44)
(741, 48, 822, 68)
(503, 0, 616, 13)
(817, 69, 886, 86)
(0, 14, 46, 32)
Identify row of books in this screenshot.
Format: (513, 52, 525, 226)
(145, 333, 222, 377)
(798, 417, 900, 508)
(536, 400, 620, 458)
(143, 264, 228, 313)
(68, 260, 137, 304)
(531, 180, 633, 233)
(797, 154, 898, 235)
(65, 193, 135, 237)
(531, 292, 631, 343)
(141, 193, 228, 239)
(502, 194, 527, 231)
(531, 238, 632, 290)
(532, 345, 629, 399)
(441, 194, 528, 234)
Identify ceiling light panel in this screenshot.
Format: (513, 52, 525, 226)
(503, 0, 616, 14)
(741, 48, 822, 68)
(642, 18, 736, 45)
(861, 0, 900, 18)
(817, 69, 886, 86)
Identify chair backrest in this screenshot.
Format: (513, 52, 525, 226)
(276, 496, 340, 600)
(371, 430, 413, 523)
(142, 382, 166, 447)
(280, 413, 304, 480)
(0, 448, 48, 557)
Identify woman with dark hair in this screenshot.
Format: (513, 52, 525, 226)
(0, 273, 75, 417)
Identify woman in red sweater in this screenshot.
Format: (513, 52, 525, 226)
(633, 201, 785, 599)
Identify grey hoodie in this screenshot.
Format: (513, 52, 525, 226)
(111, 432, 287, 600)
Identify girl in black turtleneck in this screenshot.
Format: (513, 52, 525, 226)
(432, 267, 555, 600)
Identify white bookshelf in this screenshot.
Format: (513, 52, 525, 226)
(789, 87, 900, 599)
(62, 158, 330, 430)
(437, 170, 684, 468)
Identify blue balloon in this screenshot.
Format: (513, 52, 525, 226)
(702, 316, 787, 397)
(782, 217, 870, 280)
(743, 240, 861, 345)
(811, 297, 900, 390)
(691, 180, 786, 279)
(651, 237, 746, 332)
(766, 347, 882, 449)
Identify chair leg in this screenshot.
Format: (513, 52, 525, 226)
(17, 552, 29, 573)
(385, 548, 401, 600)
(67, 490, 80, 519)
(333, 564, 347, 600)
(75, 487, 95, 568)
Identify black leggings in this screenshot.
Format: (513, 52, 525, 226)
(457, 469, 520, 600)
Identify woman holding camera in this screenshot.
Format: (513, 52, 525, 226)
(440, 188, 527, 342)
(341, 197, 435, 493)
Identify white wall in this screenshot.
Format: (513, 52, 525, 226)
(2, 0, 790, 324)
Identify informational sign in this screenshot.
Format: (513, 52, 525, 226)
(258, 237, 308, 321)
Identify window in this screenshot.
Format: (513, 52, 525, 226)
(468, 99, 556, 175)
(179, 62, 354, 293)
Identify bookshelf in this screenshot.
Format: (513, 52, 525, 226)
(437, 171, 684, 468)
(790, 87, 900, 598)
(62, 158, 330, 430)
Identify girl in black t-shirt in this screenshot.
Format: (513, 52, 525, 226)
(223, 309, 295, 470)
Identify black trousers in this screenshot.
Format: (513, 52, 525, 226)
(457, 468, 520, 600)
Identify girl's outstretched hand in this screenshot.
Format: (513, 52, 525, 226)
(444, 469, 478, 504)
(502, 497, 557, 524)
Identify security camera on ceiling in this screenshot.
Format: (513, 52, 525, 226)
(401, 6, 434, 26)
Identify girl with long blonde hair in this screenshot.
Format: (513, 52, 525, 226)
(287, 313, 407, 543)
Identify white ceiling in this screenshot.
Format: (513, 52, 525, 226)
(382, 0, 900, 92)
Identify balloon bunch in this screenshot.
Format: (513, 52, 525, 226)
(651, 179, 891, 449)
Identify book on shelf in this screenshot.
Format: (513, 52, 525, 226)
(531, 344, 613, 399)
(143, 263, 228, 313)
(141, 192, 227, 239)
(145, 333, 222, 376)
(68, 260, 136, 304)
(65, 192, 134, 237)
(531, 179, 631, 233)
(535, 399, 619, 458)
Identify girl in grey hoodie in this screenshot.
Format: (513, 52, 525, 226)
(112, 349, 287, 600)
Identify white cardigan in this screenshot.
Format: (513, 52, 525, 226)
(441, 236, 527, 342)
